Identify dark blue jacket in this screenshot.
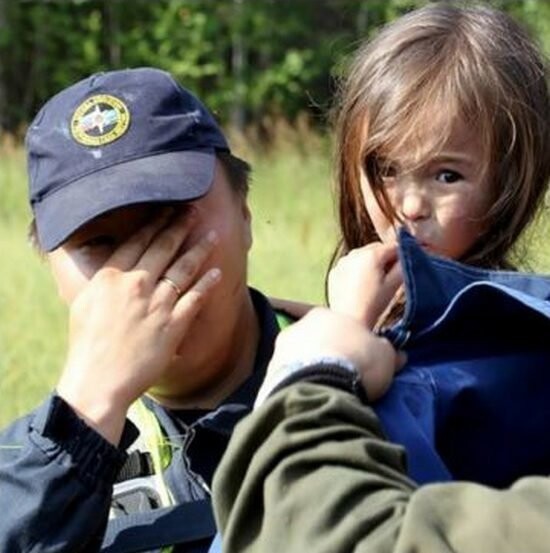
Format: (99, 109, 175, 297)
(208, 232, 550, 553)
(376, 230, 550, 486)
(0, 289, 284, 553)
(208, 233, 550, 553)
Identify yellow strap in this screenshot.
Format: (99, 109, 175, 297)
(128, 399, 174, 508)
(275, 310, 294, 330)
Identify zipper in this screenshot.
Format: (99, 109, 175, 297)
(181, 425, 211, 496)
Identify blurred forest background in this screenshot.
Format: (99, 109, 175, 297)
(0, 0, 549, 424)
(1, 0, 549, 137)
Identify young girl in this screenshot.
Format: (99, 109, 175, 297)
(271, 2, 550, 488)
(327, 2, 550, 486)
(328, 1, 549, 329)
(211, 6, 550, 551)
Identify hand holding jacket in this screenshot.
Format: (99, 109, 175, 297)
(256, 308, 402, 405)
(328, 241, 403, 329)
(212, 307, 550, 553)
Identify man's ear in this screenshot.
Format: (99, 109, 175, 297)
(47, 253, 71, 304)
(241, 198, 253, 250)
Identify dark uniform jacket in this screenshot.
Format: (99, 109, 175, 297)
(0, 289, 285, 553)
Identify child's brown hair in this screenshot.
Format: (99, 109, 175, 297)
(331, 2, 549, 271)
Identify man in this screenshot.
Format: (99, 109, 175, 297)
(0, 67, 291, 552)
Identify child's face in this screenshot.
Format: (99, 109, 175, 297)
(360, 119, 492, 259)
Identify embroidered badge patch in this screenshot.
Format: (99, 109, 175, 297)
(71, 94, 130, 146)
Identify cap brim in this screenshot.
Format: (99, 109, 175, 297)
(34, 150, 215, 251)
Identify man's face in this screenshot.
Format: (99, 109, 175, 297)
(48, 160, 253, 400)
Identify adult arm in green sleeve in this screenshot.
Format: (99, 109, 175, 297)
(213, 382, 550, 553)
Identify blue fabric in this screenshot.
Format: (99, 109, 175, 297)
(103, 501, 215, 553)
(375, 229, 550, 487)
(208, 533, 222, 553)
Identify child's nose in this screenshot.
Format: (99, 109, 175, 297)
(398, 185, 431, 222)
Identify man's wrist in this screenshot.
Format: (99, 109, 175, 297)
(30, 394, 138, 490)
(56, 384, 131, 446)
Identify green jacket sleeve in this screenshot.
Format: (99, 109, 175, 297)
(212, 383, 550, 553)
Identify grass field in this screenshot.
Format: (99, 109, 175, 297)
(1, 137, 549, 427)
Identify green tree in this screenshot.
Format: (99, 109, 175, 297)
(0, 0, 547, 137)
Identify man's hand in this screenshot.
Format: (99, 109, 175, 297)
(57, 210, 221, 445)
(328, 242, 403, 329)
(269, 297, 315, 319)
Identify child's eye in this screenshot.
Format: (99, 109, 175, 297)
(435, 170, 463, 184)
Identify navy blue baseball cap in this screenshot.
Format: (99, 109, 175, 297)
(26, 67, 230, 251)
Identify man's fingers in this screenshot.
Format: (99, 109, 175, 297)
(156, 230, 219, 303)
(104, 208, 174, 271)
(269, 297, 315, 318)
(171, 268, 222, 334)
(134, 209, 196, 282)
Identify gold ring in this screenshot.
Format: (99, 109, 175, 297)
(159, 276, 183, 297)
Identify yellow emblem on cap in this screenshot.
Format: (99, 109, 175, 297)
(71, 94, 130, 146)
